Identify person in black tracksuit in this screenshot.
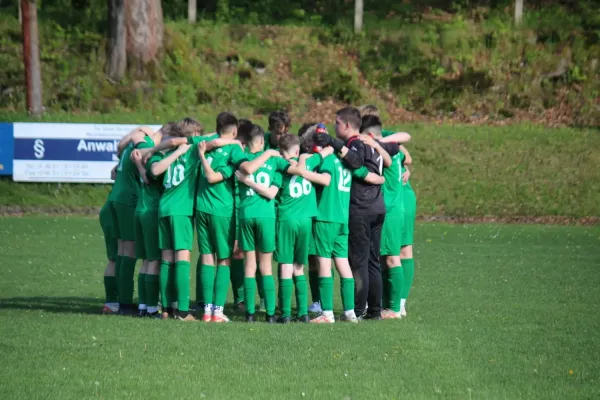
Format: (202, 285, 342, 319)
(314, 107, 400, 319)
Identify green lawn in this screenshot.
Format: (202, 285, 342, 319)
(0, 217, 599, 399)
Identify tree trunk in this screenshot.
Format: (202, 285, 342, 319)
(515, 0, 523, 26)
(21, 0, 43, 116)
(126, 0, 164, 75)
(106, 0, 126, 82)
(188, 0, 197, 24)
(354, 0, 363, 34)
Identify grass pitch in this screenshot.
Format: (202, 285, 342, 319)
(0, 217, 599, 399)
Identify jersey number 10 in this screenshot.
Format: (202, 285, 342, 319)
(164, 164, 185, 189)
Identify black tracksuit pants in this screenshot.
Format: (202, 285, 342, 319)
(348, 213, 385, 317)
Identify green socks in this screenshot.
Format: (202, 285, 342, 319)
(319, 276, 334, 312)
(244, 277, 257, 314)
(388, 266, 404, 312)
(175, 261, 191, 312)
(382, 266, 389, 308)
(196, 258, 203, 305)
(118, 256, 137, 305)
(201, 264, 216, 306)
(340, 277, 355, 312)
(309, 269, 320, 303)
(401, 259, 415, 300)
(103, 276, 118, 304)
(279, 278, 294, 318)
(214, 266, 230, 308)
(231, 258, 245, 304)
(262, 275, 276, 316)
(137, 273, 147, 307)
(145, 274, 160, 310)
(159, 261, 172, 308)
(294, 275, 308, 317)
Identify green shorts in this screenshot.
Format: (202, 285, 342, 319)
(402, 189, 417, 247)
(313, 221, 348, 259)
(99, 203, 117, 261)
(135, 210, 161, 261)
(109, 201, 136, 241)
(380, 212, 404, 256)
(196, 211, 234, 259)
(239, 218, 276, 253)
(275, 218, 312, 265)
(159, 215, 194, 251)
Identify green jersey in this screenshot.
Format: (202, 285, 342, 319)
(158, 138, 209, 218)
(276, 154, 323, 221)
(140, 151, 165, 211)
(136, 137, 163, 212)
(108, 142, 141, 208)
(383, 152, 405, 214)
(196, 137, 247, 217)
(315, 154, 352, 224)
(238, 152, 289, 219)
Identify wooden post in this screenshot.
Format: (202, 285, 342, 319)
(21, 0, 43, 116)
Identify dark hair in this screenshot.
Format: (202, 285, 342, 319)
(237, 118, 253, 144)
(216, 112, 238, 134)
(335, 107, 362, 130)
(248, 124, 265, 143)
(159, 121, 179, 137)
(360, 115, 382, 133)
(298, 122, 318, 137)
(268, 111, 291, 134)
(278, 134, 300, 152)
(178, 117, 204, 137)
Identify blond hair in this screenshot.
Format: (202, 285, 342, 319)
(358, 104, 380, 117)
(178, 117, 204, 137)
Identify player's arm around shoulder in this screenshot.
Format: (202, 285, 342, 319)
(352, 166, 384, 185)
(235, 170, 280, 200)
(198, 142, 232, 184)
(288, 153, 331, 187)
(150, 143, 190, 177)
(130, 149, 149, 184)
(239, 149, 280, 175)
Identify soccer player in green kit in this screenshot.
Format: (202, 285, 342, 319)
(234, 125, 290, 323)
(107, 126, 154, 315)
(148, 118, 208, 321)
(195, 112, 248, 323)
(100, 168, 119, 314)
(129, 123, 178, 318)
(273, 134, 336, 323)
